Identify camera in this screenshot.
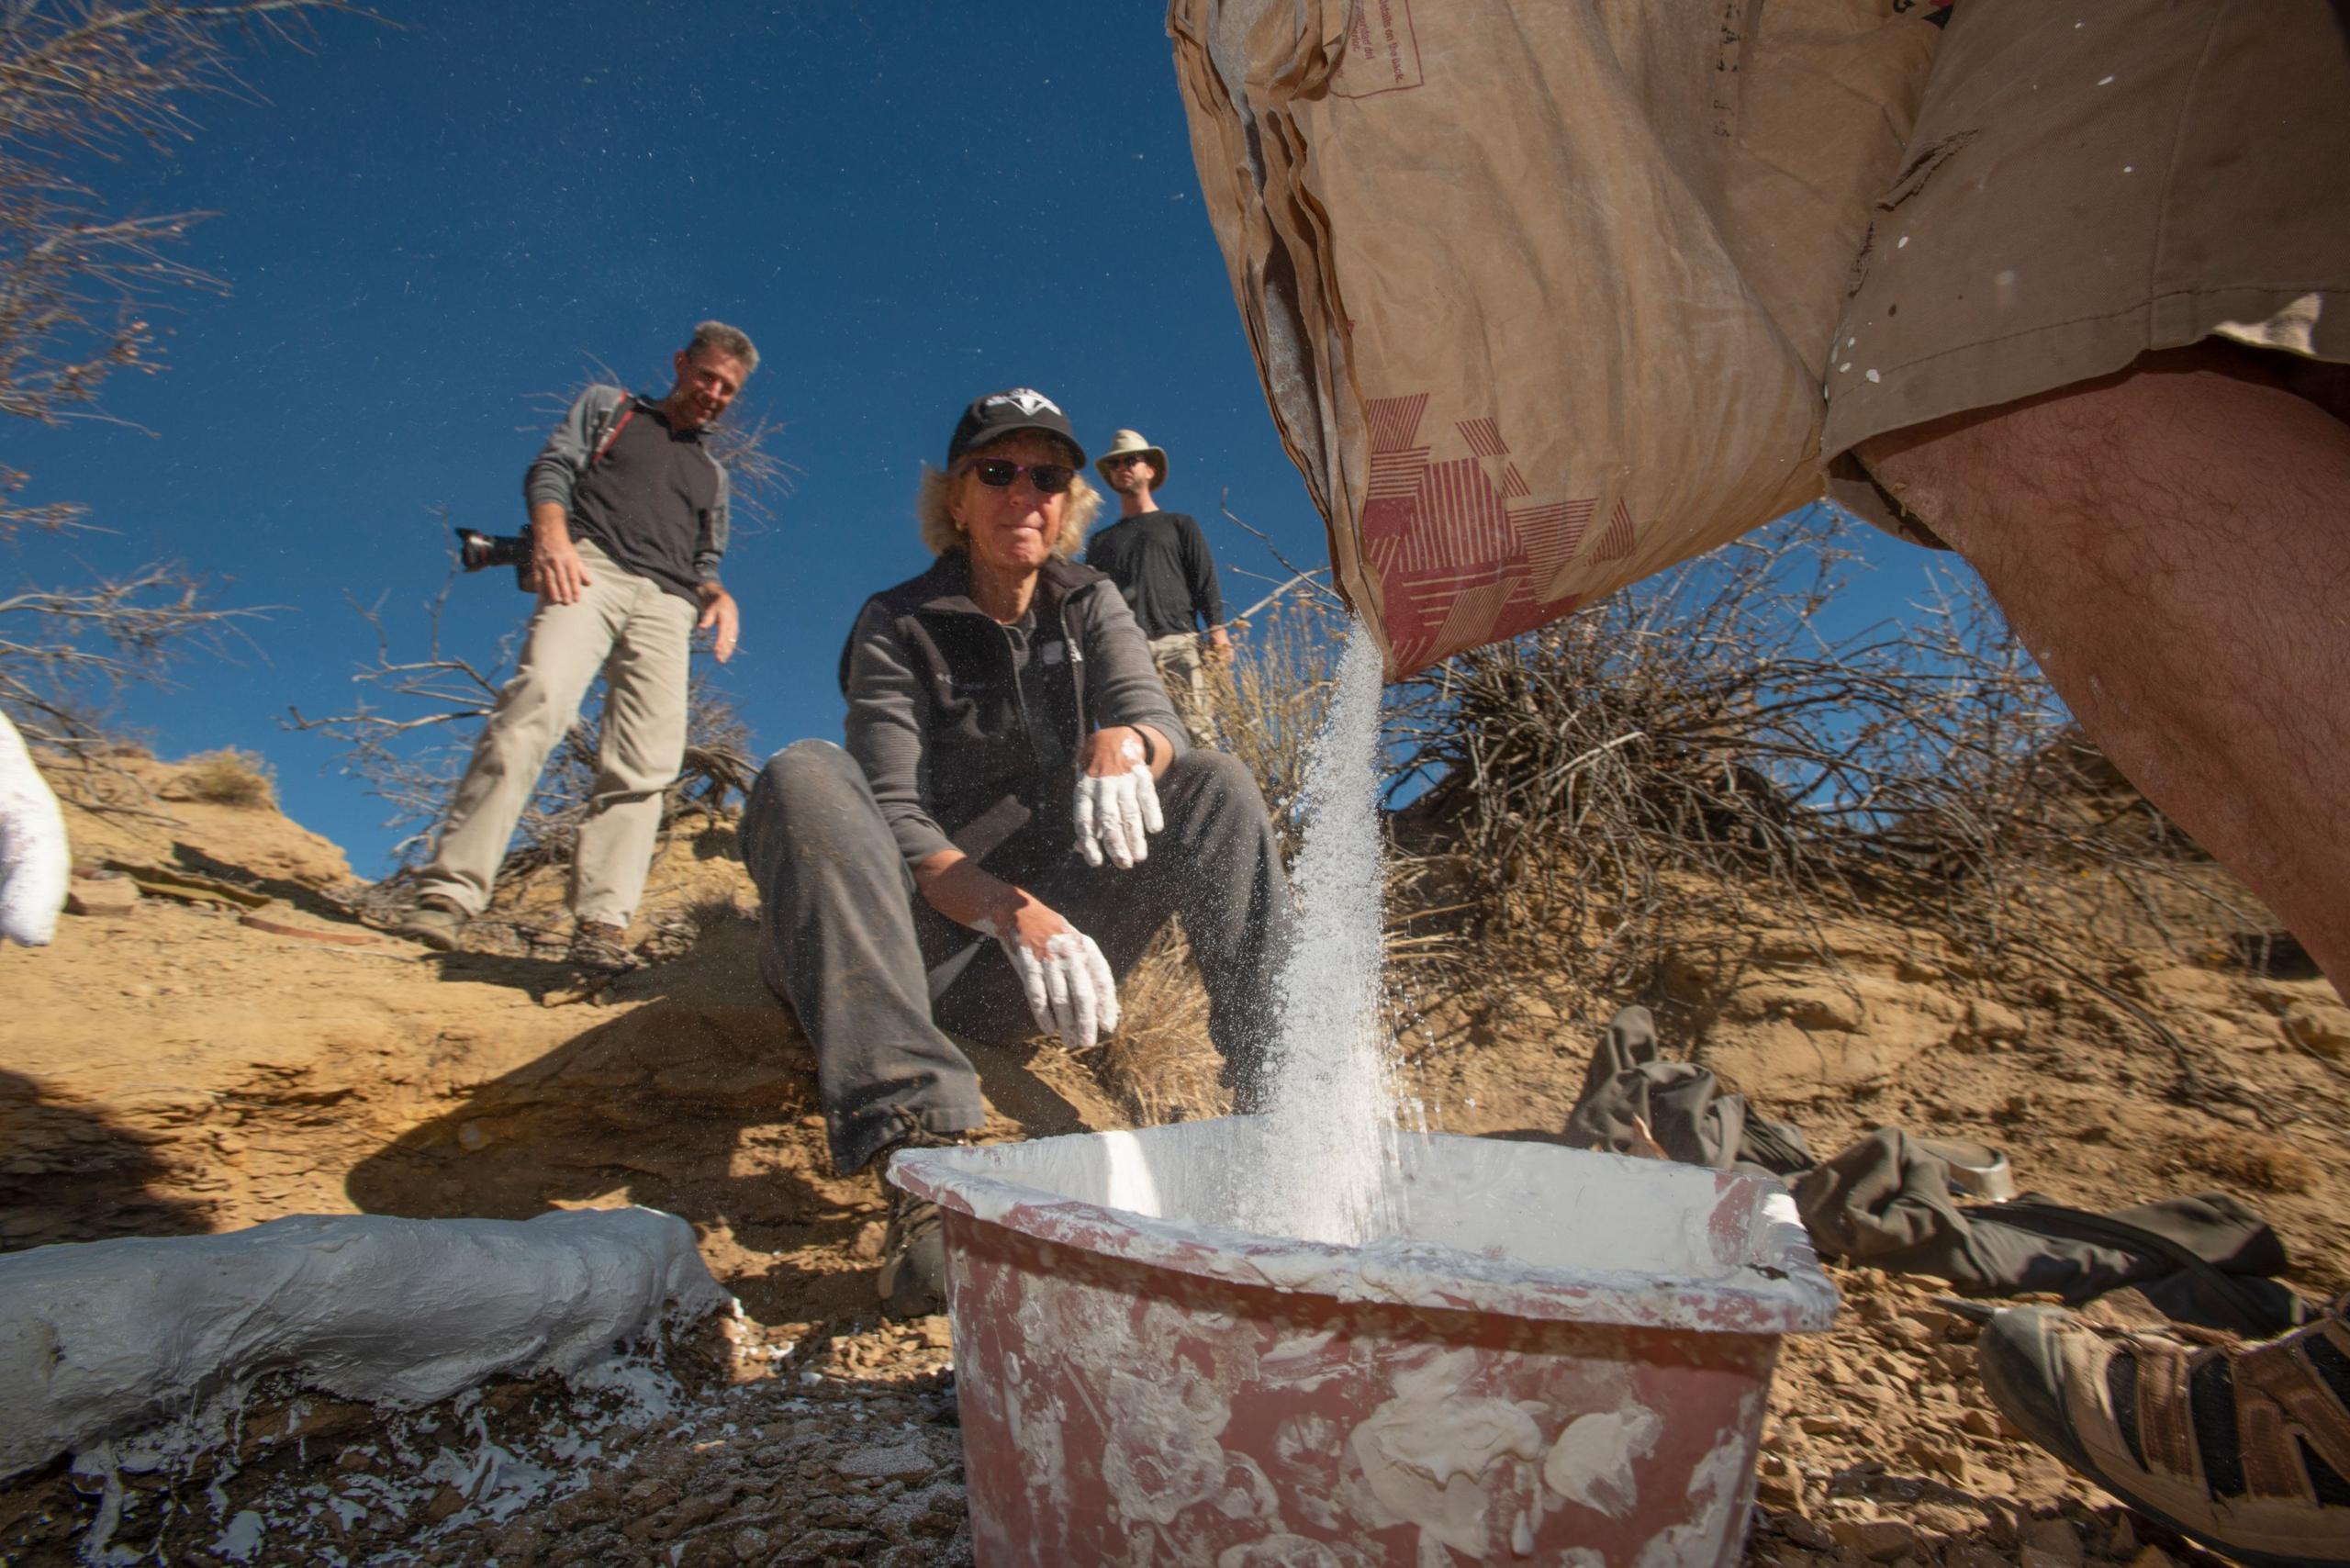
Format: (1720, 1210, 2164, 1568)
(455, 528, 537, 591)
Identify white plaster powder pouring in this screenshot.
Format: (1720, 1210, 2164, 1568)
(1236, 621, 1408, 1247)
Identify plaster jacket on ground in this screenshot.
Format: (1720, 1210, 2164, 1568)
(0, 1208, 730, 1482)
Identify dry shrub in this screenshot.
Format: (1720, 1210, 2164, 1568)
(2161, 1131, 2318, 1194)
(1, 5, 338, 779)
(290, 570, 755, 878)
(1388, 511, 1916, 989)
(1096, 924, 1229, 1126)
(633, 888, 755, 965)
(1207, 592, 1344, 864)
(677, 888, 752, 935)
(1384, 506, 2263, 992)
(173, 746, 275, 808)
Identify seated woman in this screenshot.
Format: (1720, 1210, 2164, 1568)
(742, 388, 1292, 1315)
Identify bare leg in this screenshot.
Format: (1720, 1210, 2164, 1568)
(1858, 345, 2350, 997)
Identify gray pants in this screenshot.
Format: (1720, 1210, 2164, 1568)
(741, 740, 1292, 1173)
(416, 539, 695, 927)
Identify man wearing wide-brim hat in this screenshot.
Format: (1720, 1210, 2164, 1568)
(1083, 429, 1229, 745)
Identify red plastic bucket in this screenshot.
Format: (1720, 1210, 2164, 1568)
(890, 1119, 1838, 1566)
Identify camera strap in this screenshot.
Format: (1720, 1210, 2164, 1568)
(588, 401, 637, 468)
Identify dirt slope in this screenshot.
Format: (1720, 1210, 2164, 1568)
(4, 756, 1119, 1332)
(4, 753, 2348, 1566)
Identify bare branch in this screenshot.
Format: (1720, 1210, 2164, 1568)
(1215, 489, 1345, 606)
(530, 371, 798, 532)
(287, 543, 755, 876)
(0, 2, 369, 455)
(0, 559, 267, 761)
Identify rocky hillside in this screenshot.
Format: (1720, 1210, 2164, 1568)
(3, 751, 2345, 1566)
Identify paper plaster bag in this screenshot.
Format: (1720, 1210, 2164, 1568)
(1169, 0, 1940, 675)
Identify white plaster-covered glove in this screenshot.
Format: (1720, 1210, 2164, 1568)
(1073, 741, 1164, 870)
(998, 927, 1122, 1051)
(0, 712, 69, 947)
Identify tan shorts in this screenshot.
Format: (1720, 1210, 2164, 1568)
(1823, 0, 2350, 541)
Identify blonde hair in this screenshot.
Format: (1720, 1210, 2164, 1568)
(915, 455, 1102, 559)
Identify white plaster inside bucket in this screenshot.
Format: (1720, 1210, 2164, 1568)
(891, 1118, 1838, 1335)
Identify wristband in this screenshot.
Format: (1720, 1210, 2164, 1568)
(1136, 728, 1159, 768)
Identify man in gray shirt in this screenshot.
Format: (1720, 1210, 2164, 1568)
(394, 321, 756, 972)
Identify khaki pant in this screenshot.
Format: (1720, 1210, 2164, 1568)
(418, 538, 696, 927)
(1825, 0, 2350, 538)
(1148, 631, 1214, 746)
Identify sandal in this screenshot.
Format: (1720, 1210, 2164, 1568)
(1977, 1302, 2350, 1568)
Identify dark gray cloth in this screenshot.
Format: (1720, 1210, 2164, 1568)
(838, 552, 1188, 870)
(1561, 1007, 2302, 1334)
(523, 386, 731, 604)
(1002, 610, 1071, 779)
(743, 740, 1292, 1174)
(1084, 510, 1225, 638)
(1790, 1128, 2299, 1332)
(1562, 1006, 1813, 1177)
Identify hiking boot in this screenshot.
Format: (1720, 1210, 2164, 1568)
(389, 895, 467, 952)
(873, 1126, 969, 1320)
(876, 1187, 947, 1320)
(1977, 1301, 2350, 1568)
(566, 920, 642, 976)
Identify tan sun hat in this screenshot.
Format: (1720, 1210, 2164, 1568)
(1095, 429, 1169, 489)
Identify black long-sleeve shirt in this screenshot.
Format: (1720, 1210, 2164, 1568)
(1083, 510, 1225, 639)
(523, 386, 731, 607)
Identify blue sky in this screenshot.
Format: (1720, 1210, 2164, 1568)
(6, 3, 1938, 871)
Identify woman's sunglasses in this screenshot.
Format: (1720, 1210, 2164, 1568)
(968, 458, 1076, 494)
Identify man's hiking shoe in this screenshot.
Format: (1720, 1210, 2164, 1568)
(1977, 1301, 2350, 1568)
(390, 895, 467, 952)
(567, 921, 642, 976)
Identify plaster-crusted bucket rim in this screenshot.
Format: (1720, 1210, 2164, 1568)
(890, 1127, 1838, 1335)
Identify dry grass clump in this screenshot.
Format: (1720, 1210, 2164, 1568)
(1205, 595, 1343, 866)
(1382, 507, 2268, 995)
(1098, 925, 1229, 1126)
(173, 746, 275, 808)
(2161, 1131, 2319, 1194)
(1088, 508, 2275, 1121)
